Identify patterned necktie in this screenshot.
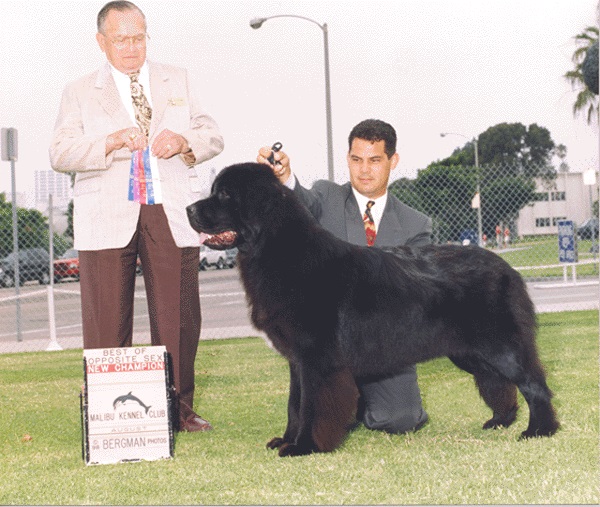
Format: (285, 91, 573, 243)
(128, 72, 155, 205)
(129, 72, 152, 138)
(363, 200, 376, 247)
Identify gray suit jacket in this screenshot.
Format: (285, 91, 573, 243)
(49, 61, 224, 250)
(293, 179, 432, 248)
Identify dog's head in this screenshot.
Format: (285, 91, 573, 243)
(186, 162, 288, 250)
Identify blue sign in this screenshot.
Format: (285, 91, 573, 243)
(557, 220, 578, 263)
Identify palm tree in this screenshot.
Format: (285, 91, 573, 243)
(564, 25, 599, 124)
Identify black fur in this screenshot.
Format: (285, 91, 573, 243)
(187, 163, 559, 457)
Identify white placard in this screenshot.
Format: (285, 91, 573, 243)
(583, 169, 597, 186)
(82, 346, 174, 465)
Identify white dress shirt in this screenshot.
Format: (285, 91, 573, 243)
(109, 61, 163, 203)
(284, 173, 388, 231)
(351, 187, 387, 232)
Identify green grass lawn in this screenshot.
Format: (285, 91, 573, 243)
(496, 236, 599, 279)
(1, 310, 598, 505)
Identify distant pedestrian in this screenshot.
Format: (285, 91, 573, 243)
(495, 225, 502, 248)
(504, 227, 511, 246)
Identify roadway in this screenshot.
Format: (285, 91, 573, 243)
(0, 266, 597, 353)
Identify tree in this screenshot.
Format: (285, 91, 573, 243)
(387, 177, 422, 211)
(554, 144, 569, 173)
(564, 25, 599, 124)
(65, 173, 76, 240)
(65, 200, 74, 239)
(0, 193, 50, 257)
(390, 163, 536, 243)
(389, 122, 556, 243)
(582, 40, 598, 94)
(390, 168, 475, 243)
(438, 123, 555, 173)
(479, 176, 536, 238)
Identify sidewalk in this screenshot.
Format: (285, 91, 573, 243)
(0, 326, 266, 354)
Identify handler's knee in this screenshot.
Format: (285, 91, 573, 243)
(363, 406, 428, 434)
(357, 366, 429, 434)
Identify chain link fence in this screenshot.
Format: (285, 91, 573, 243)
(1, 161, 598, 353)
(389, 161, 599, 281)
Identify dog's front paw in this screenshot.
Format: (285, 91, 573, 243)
(266, 437, 286, 450)
(277, 442, 314, 457)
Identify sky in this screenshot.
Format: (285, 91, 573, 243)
(0, 0, 598, 204)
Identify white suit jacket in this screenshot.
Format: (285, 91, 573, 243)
(49, 61, 224, 250)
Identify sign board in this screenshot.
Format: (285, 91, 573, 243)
(583, 168, 597, 186)
(81, 346, 174, 465)
(1, 128, 18, 161)
(557, 220, 578, 263)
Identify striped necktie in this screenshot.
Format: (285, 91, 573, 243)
(363, 200, 376, 247)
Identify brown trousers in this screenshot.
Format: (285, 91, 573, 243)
(79, 204, 201, 421)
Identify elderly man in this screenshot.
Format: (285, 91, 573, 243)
(50, 1, 223, 432)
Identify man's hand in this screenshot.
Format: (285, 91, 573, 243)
(152, 129, 194, 161)
(106, 127, 147, 154)
(257, 146, 292, 184)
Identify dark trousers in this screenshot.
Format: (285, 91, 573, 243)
(79, 204, 201, 421)
(357, 365, 428, 434)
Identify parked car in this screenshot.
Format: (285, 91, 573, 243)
(199, 245, 239, 270)
(135, 257, 143, 276)
(225, 248, 238, 268)
(578, 217, 599, 240)
(459, 229, 478, 246)
(53, 248, 79, 283)
(200, 244, 227, 270)
(0, 248, 51, 287)
(53, 250, 142, 282)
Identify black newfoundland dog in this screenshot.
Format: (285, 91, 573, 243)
(187, 163, 559, 457)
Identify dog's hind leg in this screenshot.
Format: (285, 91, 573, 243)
(511, 366, 559, 439)
(449, 355, 519, 430)
(518, 386, 559, 438)
(494, 362, 558, 438)
(474, 371, 519, 430)
(488, 277, 559, 438)
(465, 348, 559, 438)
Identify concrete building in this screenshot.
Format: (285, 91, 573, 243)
(34, 170, 73, 235)
(35, 170, 73, 207)
(517, 170, 599, 237)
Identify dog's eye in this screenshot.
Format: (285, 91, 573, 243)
(218, 189, 231, 201)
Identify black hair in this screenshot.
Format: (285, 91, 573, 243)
(348, 119, 397, 158)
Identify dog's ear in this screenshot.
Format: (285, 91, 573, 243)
(236, 181, 288, 246)
(216, 162, 295, 246)
(238, 220, 262, 246)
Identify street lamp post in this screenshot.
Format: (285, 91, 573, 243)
(250, 15, 334, 181)
(440, 132, 483, 247)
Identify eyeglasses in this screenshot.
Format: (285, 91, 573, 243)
(107, 33, 149, 50)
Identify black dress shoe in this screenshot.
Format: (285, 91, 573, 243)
(179, 414, 213, 432)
